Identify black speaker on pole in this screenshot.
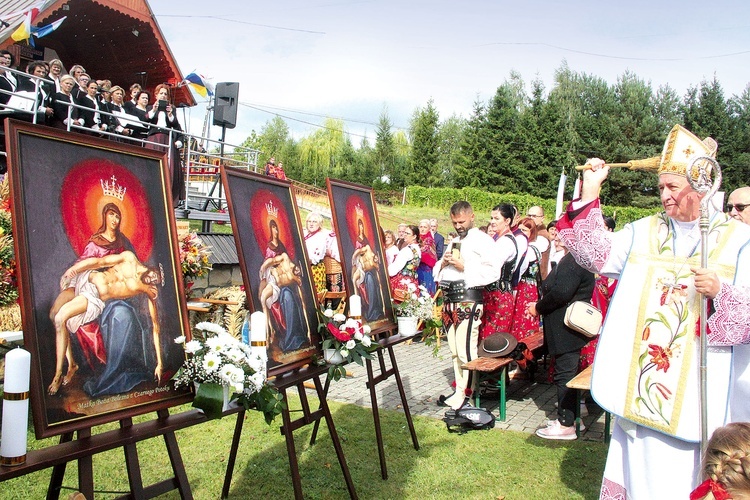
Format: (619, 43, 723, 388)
(213, 82, 239, 129)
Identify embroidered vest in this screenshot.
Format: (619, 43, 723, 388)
(591, 212, 738, 441)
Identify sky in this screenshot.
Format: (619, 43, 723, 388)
(149, 0, 750, 151)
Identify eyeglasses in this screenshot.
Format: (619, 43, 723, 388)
(727, 204, 749, 213)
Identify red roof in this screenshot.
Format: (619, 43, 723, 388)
(0, 0, 195, 106)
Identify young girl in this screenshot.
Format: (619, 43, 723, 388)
(691, 422, 750, 499)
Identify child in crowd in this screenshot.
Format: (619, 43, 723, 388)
(691, 422, 750, 499)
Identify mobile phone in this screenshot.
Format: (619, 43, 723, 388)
(451, 242, 461, 260)
(158, 99, 167, 111)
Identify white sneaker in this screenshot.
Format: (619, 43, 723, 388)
(546, 419, 585, 431)
(536, 420, 577, 440)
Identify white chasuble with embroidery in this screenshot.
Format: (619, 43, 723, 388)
(591, 213, 737, 442)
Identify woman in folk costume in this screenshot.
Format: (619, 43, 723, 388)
(510, 217, 543, 341)
(557, 125, 750, 499)
(388, 224, 421, 302)
(416, 219, 437, 294)
(480, 203, 527, 341)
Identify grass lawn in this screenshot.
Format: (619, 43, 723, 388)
(3, 396, 607, 499)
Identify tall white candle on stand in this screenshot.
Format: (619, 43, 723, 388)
(349, 294, 362, 319)
(250, 311, 267, 377)
(1, 347, 31, 466)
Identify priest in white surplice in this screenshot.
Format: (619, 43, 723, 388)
(557, 125, 750, 500)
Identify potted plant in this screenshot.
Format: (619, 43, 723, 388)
(173, 321, 285, 422)
(318, 308, 377, 381)
(392, 281, 434, 337)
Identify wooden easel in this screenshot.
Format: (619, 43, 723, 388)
(222, 363, 357, 500)
(309, 330, 420, 480)
(0, 408, 223, 499)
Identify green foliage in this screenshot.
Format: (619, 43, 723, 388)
(405, 186, 659, 226)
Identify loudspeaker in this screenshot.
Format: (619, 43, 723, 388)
(213, 82, 239, 129)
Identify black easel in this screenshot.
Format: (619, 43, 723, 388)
(222, 364, 357, 499)
(308, 331, 420, 479)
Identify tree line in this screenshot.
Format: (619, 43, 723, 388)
(238, 62, 750, 207)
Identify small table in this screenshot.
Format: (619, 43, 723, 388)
(566, 365, 611, 442)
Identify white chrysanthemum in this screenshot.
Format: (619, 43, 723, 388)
(362, 336, 372, 347)
(323, 308, 334, 318)
(344, 318, 359, 330)
(333, 313, 346, 323)
(406, 282, 417, 292)
(206, 336, 226, 353)
(339, 348, 349, 357)
(174, 335, 186, 344)
(184, 340, 202, 354)
(202, 352, 222, 372)
(362, 325, 371, 334)
(195, 322, 229, 337)
(353, 331, 363, 341)
(221, 364, 245, 385)
(248, 354, 265, 373)
(249, 372, 265, 391)
(225, 347, 244, 363)
(346, 339, 356, 349)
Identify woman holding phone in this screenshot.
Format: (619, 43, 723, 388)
(145, 84, 183, 205)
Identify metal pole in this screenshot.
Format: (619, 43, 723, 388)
(686, 155, 722, 458)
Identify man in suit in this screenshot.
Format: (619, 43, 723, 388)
(430, 218, 445, 260)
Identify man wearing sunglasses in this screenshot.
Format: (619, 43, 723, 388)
(727, 186, 750, 225)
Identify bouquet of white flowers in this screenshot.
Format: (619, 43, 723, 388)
(392, 281, 434, 320)
(173, 322, 284, 421)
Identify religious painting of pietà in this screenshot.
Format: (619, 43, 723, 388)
(221, 168, 321, 376)
(327, 179, 395, 335)
(7, 122, 191, 438)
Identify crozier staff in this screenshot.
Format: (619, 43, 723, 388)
(433, 201, 501, 410)
(557, 125, 750, 498)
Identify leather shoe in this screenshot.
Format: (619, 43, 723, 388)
(437, 393, 454, 407)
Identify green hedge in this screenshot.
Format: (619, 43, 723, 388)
(404, 186, 659, 228)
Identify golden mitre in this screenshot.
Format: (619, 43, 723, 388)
(657, 124, 717, 178)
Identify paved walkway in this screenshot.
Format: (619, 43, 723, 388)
(324, 337, 610, 441)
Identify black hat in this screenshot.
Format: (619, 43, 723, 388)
(478, 332, 518, 358)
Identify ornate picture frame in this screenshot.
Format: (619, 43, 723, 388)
(326, 178, 395, 335)
(6, 120, 192, 438)
(221, 167, 321, 376)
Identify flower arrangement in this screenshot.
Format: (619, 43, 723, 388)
(179, 232, 212, 298)
(318, 308, 377, 381)
(173, 322, 285, 422)
(392, 281, 434, 320)
(0, 176, 18, 309)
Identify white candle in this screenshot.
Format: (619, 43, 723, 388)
(349, 294, 362, 318)
(249, 311, 267, 376)
(1, 347, 30, 466)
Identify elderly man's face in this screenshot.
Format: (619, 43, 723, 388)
(727, 188, 750, 225)
(659, 174, 702, 223)
(307, 218, 320, 232)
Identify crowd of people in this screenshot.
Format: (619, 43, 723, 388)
(425, 124, 750, 499)
(0, 52, 185, 204)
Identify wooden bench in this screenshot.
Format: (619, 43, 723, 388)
(462, 331, 545, 421)
(566, 364, 612, 442)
